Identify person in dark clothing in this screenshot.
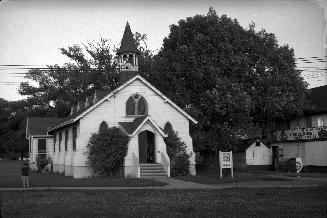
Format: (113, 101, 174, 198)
(21, 162, 29, 188)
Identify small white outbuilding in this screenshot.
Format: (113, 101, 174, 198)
(245, 140, 272, 166)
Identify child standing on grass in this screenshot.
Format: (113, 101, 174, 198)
(21, 162, 29, 188)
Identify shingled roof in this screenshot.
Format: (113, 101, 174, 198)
(118, 115, 167, 137)
(119, 116, 147, 135)
(116, 22, 140, 55)
(47, 75, 198, 133)
(26, 117, 64, 137)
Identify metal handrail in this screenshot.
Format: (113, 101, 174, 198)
(132, 152, 140, 178)
(160, 151, 170, 177)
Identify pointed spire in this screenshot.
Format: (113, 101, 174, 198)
(117, 22, 140, 55)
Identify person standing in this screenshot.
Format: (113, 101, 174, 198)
(21, 162, 29, 188)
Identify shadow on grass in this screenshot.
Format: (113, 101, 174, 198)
(0, 159, 167, 188)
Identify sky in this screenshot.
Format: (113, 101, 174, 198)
(0, 0, 326, 101)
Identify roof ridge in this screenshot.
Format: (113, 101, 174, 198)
(48, 75, 197, 133)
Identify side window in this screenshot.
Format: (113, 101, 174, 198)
(65, 129, 68, 151)
(38, 139, 46, 154)
(73, 127, 77, 151)
(59, 132, 62, 152)
(305, 116, 312, 128)
(318, 117, 327, 127)
(164, 122, 173, 133)
(54, 133, 56, 152)
(99, 121, 108, 133)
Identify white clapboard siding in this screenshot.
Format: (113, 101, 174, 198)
(77, 78, 196, 167)
(65, 127, 73, 166)
(246, 141, 272, 165)
(46, 138, 54, 160)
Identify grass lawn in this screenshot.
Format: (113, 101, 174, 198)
(176, 166, 327, 186)
(176, 173, 295, 185)
(0, 159, 167, 187)
(1, 187, 326, 217)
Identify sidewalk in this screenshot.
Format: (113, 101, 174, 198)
(0, 176, 326, 191)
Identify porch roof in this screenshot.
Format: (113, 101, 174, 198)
(119, 116, 167, 137)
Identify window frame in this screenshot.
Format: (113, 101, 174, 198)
(38, 138, 46, 154)
(125, 94, 148, 116)
(54, 133, 56, 152)
(73, 127, 77, 151)
(59, 132, 62, 152)
(65, 129, 68, 151)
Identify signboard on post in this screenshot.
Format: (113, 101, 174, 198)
(219, 151, 233, 178)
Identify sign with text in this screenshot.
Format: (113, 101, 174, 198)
(276, 126, 327, 141)
(219, 151, 233, 178)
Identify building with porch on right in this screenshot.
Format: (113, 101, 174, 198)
(269, 85, 327, 172)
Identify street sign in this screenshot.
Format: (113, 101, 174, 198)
(219, 151, 233, 178)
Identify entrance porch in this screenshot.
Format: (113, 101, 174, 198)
(120, 116, 170, 178)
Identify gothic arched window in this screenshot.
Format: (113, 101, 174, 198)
(126, 94, 147, 116)
(164, 122, 173, 134)
(99, 121, 108, 133)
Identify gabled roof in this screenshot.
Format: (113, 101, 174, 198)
(119, 115, 167, 137)
(26, 117, 64, 138)
(119, 116, 147, 135)
(48, 75, 198, 133)
(237, 139, 269, 152)
(117, 22, 140, 55)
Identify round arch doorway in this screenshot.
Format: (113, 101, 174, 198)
(138, 130, 155, 163)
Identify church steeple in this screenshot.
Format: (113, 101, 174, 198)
(118, 22, 140, 75)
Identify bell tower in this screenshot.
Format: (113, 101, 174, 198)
(117, 22, 140, 84)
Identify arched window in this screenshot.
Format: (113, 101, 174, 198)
(126, 97, 135, 115)
(99, 121, 108, 133)
(126, 94, 147, 116)
(164, 122, 173, 134)
(137, 97, 147, 115)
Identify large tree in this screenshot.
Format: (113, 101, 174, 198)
(19, 34, 152, 117)
(0, 98, 29, 158)
(144, 8, 308, 155)
(19, 38, 118, 117)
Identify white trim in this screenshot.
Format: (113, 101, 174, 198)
(47, 119, 75, 132)
(29, 135, 53, 138)
(131, 116, 167, 137)
(118, 125, 130, 137)
(48, 75, 198, 132)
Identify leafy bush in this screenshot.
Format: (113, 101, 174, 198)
(171, 152, 190, 177)
(36, 156, 48, 172)
(164, 125, 190, 176)
(87, 127, 129, 177)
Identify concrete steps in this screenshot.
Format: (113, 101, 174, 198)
(140, 163, 167, 178)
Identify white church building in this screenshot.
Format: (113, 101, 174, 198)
(26, 22, 197, 178)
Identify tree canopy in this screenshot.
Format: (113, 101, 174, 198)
(144, 7, 308, 153)
(19, 38, 118, 117)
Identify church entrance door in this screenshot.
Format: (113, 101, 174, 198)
(138, 130, 155, 163)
